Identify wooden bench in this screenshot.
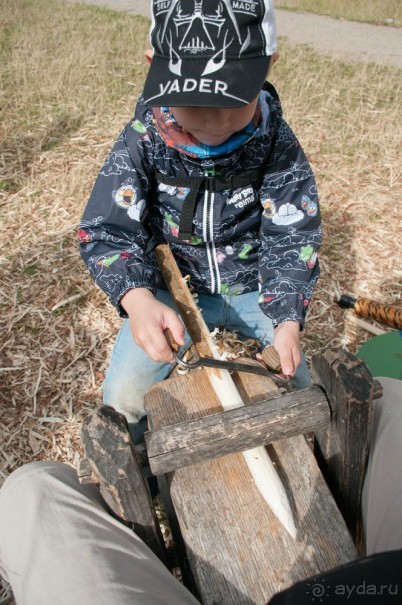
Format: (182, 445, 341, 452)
(79, 346, 379, 604)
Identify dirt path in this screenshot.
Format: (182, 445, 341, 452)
(276, 9, 402, 68)
(70, 0, 402, 69)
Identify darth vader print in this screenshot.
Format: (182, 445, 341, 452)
(144, 0, 275, 107)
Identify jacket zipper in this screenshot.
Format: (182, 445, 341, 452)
(203, 169, 221, 294)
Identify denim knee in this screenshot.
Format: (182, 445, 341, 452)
(103, 318, 185, 423)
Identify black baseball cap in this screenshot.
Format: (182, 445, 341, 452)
(143, 0, 277, 108)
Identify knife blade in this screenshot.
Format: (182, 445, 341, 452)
(174, 351, 290, 382)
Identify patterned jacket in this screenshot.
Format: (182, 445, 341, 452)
(79, 83, 321, 327)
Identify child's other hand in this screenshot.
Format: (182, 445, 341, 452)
(121, 288, 185, 363)
(273, 321, 301, 378)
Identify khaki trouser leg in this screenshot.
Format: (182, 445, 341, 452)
(0, 461, 199, 605)
(362, 377, 402, 555)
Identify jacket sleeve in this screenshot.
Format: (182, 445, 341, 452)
(78, 121, 159, 316)
(258, 117, 321, 328)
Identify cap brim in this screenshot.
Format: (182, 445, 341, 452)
(143, 55, 271, 108)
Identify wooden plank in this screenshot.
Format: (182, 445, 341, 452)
(311, 348, 374, 553)
(345, 310, 386, 336)
(146, 385, 330, 475)
(77, 457, 98, 485)
(145, 369, 356, 604)
(81, 406, 166, 563)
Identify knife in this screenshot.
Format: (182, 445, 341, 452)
(173, 351, 290, 382)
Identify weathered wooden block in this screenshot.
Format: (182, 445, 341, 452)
(145, 385, 330, 475)
(145, 368, 357, 604)
(81, 406, 166, 563)
(312, 348, 375, 553)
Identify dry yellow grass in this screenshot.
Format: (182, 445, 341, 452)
(269, 44, 402, 355)
(276, 0, 402, 26)
(1, 0, 149, 484)
(0, 0, 401, 487)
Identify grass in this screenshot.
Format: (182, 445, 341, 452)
(0, 0, 401, 489)
(275, 0, 402, 26)
(0, 0, 149, 192)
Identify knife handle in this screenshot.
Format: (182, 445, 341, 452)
(261, 345, 282, 374)
(163, 328, 180, 353)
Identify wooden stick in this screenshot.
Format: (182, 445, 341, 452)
(155, 245, 219, 359)
(261, 344, 282, 373)
(345, 310, 386, 336)
(155, 244, 297, 538)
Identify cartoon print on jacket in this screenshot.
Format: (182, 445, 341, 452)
(97, 253, 121, 268)
(163, 211, 204, 245)
(101, 148, 135, 177)
(97, 251, 133, 268)
(113, 178, 146, 222)
(77, 228, 92, 244)
(264, 159, 313, 190)
(301, 195, 318, 217)
(299, 245, 318, 268)
(158, 182, 190, 200)
(271, 202, 304, 226)
(299, 244, 314, 262)
(131, 119, 147, 135)
(261, 196, 276, 219)
(226, 187, 256, 210)
(79, 82, 321, 328)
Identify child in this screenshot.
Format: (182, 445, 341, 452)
(79, 0, 321, 427)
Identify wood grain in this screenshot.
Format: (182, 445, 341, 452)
(81, 406, 166, 562)
(312, 348, 374, 553)
(145, 370, 356, 604)
(146, 385, 330, 474)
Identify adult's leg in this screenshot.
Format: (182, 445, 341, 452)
(0, 462, 199, 605)
(362, 377, 402, 555)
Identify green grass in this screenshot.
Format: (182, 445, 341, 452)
(275, 0, 402, 26)
(22, 264, 38, 276)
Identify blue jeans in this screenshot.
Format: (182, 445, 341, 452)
(103, 290, 311, 426)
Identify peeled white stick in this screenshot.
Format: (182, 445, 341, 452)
(207, 357, 297, 540)
(242, 448, 297, 539)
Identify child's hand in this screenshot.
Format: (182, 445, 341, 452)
(121, 288, 185, 363)
(272, 321, 301, 378)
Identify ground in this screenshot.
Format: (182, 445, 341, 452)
(0, 4, 401, 602)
